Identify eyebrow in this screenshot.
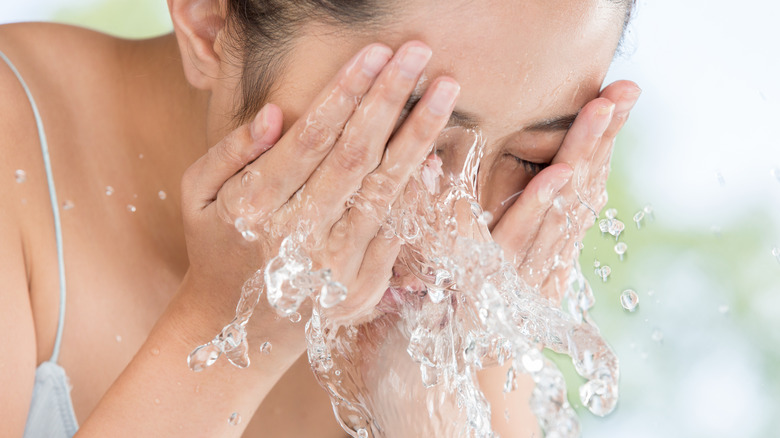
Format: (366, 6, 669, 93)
(404, 94, 578, 133)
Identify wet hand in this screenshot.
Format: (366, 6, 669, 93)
(491, 80, 641, 303)
(179, 42, 460, 330)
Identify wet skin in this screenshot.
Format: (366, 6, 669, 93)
(0, 0, 638, 437)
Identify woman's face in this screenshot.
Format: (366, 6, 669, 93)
(252, 0, 628, 225)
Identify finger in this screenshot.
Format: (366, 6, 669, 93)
(600, 80, 641, 140)
(338, 77, 460, 254)
(296, 42, 434, 228)
(331, 230, 402, 323)
(235, 43, 394, 214)
(491, 163, 572, 263)
(182, 103, 283, 214)
(517, 195, 573, 292)
(590, 81, 641, 169)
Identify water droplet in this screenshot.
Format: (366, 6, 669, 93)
(593, 260, 601, 268)
(718, 304, 730, 315)
(319, 281, 348, 308)
(62, 200, 75, 210)
(241, 170, 257, 187)
(574, 241, 584, 251)
(150, 347, 160, 356)
(614, 242, 628, 259)
(772, 247, 780, 264)
(605, 208, 618, 219)
(633, 210, 644, 229)
(521, 350, 544, 373)
(127, 204, 137, 213)
(599, 265, 611, 282)
(14, 169, 27, 183)
(772, 167, 780, 182)
(356, 428, 368, 438)
(158, 190, 167, 200)
(647, 289, 656, 297)
(289, 312, 302, 323)
(608, 220, 625, 240)
(620, 290, 639, 312)
(234, 217, 258, 242)
(260, 341, 272, 355)
(116, 335, 122, 343)
(228, 412, 241, 426)
(598, 219, 610, 234)
(334, 369, 342, 376)
(651, 328, 664, 343)
(105, 186, 114, 196)
(154, 398, 161, 405)
(716, 170, 725, 186)
(643, 204, 655, 221)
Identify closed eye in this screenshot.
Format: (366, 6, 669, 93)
(510, 155, 548, 175)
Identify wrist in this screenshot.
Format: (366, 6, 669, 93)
(167, 271, 308, 373)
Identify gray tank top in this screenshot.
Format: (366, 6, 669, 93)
(0, 49, 80, 438)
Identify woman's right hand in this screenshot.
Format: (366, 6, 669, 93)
(177, 41, 460, 339)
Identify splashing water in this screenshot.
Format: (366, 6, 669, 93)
(189, 126, 621, 437)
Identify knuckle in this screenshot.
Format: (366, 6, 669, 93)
(297, 119, 337, 154)
(211, 137, 247, 168)
(374, 82, 407, 107)
(334, 141, 374, 173)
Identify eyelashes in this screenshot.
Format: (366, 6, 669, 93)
(511, 155, 548, 175)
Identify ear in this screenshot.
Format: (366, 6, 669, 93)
(168, 0, 228, 90)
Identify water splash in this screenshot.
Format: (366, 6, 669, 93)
(190, 126, 621, 437)
(15, 169, 27, 183)
(105, 186, 114, 196)
(228, 412, 241, 426)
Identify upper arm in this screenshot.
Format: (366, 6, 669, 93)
(0, 26, 44, 436)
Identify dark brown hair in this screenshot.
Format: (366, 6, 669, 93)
(223, 0, 389, 125)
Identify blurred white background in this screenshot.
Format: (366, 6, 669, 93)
(2, 0, 779, 437)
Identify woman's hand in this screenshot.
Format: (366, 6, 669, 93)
(177, 41, 461, 339)
(491, 80, 641, 303)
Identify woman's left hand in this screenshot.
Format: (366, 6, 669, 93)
(491, 80, 641, 303)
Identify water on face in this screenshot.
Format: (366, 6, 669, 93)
(188, 126, 622, 437)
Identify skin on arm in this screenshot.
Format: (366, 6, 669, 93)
(0, 50, 47, 437)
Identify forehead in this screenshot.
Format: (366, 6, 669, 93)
(394, 0, 626, 132)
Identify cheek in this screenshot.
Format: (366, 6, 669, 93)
(478, 156, 535, 229)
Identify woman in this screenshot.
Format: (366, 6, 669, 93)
(0, 0, 639, 436)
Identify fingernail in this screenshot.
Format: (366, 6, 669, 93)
(363, 45, 393, 77)
(250, 105, 269, 141)
(538, 167, 572, 204)
(592, 103, 615, 136)
(427, 80, 460, 116)
(399, 45, 432, 78)
(616, 86, 642, 116)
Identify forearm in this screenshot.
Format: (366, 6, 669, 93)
(478, 363, 541, 438)
(77, 281, 305, 437)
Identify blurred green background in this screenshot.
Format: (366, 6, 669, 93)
(3, 1, 779, 437)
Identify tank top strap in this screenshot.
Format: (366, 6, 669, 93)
(0, 49, 68, 364)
